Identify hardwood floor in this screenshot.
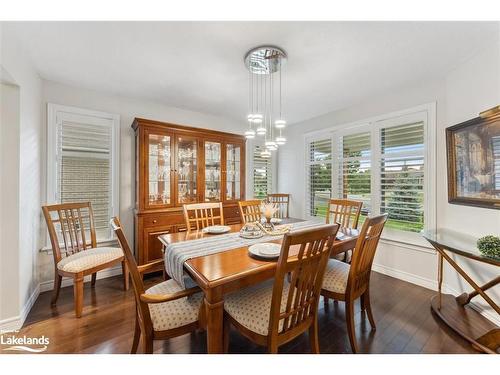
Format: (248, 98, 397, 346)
(14, 272, 478, 354)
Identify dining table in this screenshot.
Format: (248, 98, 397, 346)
(159, 218, 359, 353)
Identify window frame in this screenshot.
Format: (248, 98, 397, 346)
(304, 103, 436, 246)
(46, 103, 120, 244)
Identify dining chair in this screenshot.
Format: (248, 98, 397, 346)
(326, 199, 363, 263)
(42, 202, 128, 318)
(326, 199, 363, 228)
(223, 223, 339, 353)
(183, 202, 224, 234)
(238, 199, 263, 223)
(321, 214, 388, 353)
(111, 217, 203, 354)
(266, 193, 290, 219)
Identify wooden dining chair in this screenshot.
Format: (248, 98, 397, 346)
(321, 214, 388, 353)
(238, 199, 262, 223)
(326, 198, 363, 228)
(223, 224, 339, 353)
(267, 193, 290, 219)
(326, 199, 363, 263)
(111, 217, 204, 354)
(183, 202, 224, 234)
(42, 202, 128, 318)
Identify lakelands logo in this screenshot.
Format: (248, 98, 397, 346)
(0, 330, 49, 353)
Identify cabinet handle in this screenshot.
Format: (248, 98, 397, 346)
(152, 219, 157, 224)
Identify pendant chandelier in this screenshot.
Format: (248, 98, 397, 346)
(244, 46, 287, 158)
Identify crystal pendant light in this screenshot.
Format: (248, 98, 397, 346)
(244, 46, 287, 145)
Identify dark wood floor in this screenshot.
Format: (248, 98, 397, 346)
(16, 272, 478, 354)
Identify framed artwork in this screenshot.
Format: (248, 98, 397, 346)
(446, 108, 500, 209)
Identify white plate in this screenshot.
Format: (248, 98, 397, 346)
(248, 243, 282, 259)
(202, 225, 231, 234)
(271, 218, 282, 224)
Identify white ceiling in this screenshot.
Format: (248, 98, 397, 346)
(7, 21, 499, 126)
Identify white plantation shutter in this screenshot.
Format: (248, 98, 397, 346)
(338, 132, 371, 216)
(48, 104, 119, 242)
(253, 145, 272, 199)
(379, 122, 425, 232)
(306, 138, 332, 217)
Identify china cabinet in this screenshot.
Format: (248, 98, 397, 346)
(132, 118, 246, 267)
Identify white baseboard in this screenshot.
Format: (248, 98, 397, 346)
(372, 262, 500, 326)
(372, 262, 438, 291)
(0, 266, 122, 332)
(39, 265, 123, 293)
(0, 283, 40, 332)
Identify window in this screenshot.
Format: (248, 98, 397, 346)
(47, 104, 120, 242)
(252, 145, 273, 199)
(338, 131, 371, 223)
(306, 138, 332, 217)
(379, 122, 424, 232)
(305, 104, 436, 241)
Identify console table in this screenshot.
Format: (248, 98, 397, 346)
(423, 229, 499, 354)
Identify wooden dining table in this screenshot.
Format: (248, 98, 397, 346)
(159, 218, 359, 353)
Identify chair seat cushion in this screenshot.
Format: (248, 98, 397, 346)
(146, 279, 203, 332)
(321, 259, 350, 294)
(57, 247, 123, 273)
(224, 280, 290, 336)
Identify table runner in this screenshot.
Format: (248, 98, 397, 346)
(164, 220, 325, 288)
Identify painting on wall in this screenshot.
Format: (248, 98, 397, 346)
(446, 107, 500, 209)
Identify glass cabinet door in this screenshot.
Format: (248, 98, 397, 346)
(147, 132, 172, 207)
(176, 136, 198, 204)
(204, 141, 221, 201)
(225, 143, 241, 201)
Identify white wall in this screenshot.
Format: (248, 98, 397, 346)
(440, 43, 500, 321)
(0, 23, 43, 329)
(279, 39, 500, 323)
(0, 82, 21, 323)
(38, 80, 244, 285)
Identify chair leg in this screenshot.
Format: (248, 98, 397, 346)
(143, 335, 153, 354)
(363, 289, 376, 331)
(309, 318, 320, 354)
(73, 274, 84, 318)
(223, 315, 230, 353)
(51, 274, 62, 306)
(122, 260, 129, 291)
(268, 342, 278, 354)
(130, 313, 141, 354)
(360, 293, 366, 312)
(91, 273, 97, 288)
(323, 295, 330, 309)
(345, 299, 358, 353)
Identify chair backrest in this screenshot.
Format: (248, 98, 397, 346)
(347, 214, 388, 298)
(111, 217, 153, 333)
(42, 202, 97, 264)
(325, 199, 363, 229)
(183, 202, 224, 233)
(238, 199, 262, 223)
(267, 193, 290, 219)
(268, 224, 339, 342)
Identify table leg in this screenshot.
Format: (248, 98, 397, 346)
(204, 289, 224, 354)
(437, 251, 444, 309)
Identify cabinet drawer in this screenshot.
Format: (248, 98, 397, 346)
(224, 205, 241, 221)
(143, 213, 184, 227)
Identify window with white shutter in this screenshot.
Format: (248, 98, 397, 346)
(253, 145, 272, 199)
(47, 104, 120, 242)
(306, 138, 332, 217)
(379, 122, 425, 232)
(303, 104, 435, 243)
(338, 132, 371, 222)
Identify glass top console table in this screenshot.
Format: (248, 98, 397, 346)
(422, 229, 499, 354)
